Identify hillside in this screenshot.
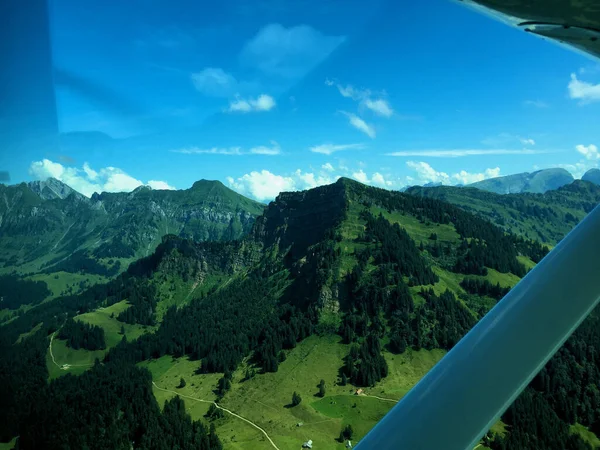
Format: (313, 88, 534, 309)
(406, 180, 600, 245)
(468, 168, 574, 194)
(0, 178, 264, 304)
(1, 178, 598, 449)
(583, 169, 600, 186)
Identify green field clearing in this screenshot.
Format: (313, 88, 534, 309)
(77, 300, 150, 347)
(47, 300, 149, 379)
(28, 271, 108, 299)
(0, 438, 16, 450)
(373, 206, 461, 245)
(572, 423, 600, 448)
(517, 255, 537, 271)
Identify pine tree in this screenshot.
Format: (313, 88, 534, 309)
(318, 379, 326, 397)
(341, 373, 348, 386)
(178, 377, 186, 388)
(291, 391, 302, 406)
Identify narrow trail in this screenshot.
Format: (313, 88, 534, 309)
(48, 329, 94, 371)
(152, 382, 280, 450)
(362, 393, 398, 403)
(184, 279, 200, 302)
(49, 332, 61, 369)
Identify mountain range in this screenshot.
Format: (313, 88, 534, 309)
(0, 178, 264, 279)
(466, 168, 575, 194)
(2, 174, 600, 449)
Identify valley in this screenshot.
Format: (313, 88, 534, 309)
(1, 176, 600, 449)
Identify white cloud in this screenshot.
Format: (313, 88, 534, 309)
(29, 159, 174, 197)
(250, 141, 281, 155)
(555, 144, 600, 178)
(349, 169, 393, 187)
(30, 159, 65, 180)
(337, 84, 363, 100)
(191, 68, 239, 97)
(520, 138, 536, 146)
(240, 24, 345, 79)
(371, 172, 393, 187)
(568, 73, 600, 103)
(172, 147, 243, 155)
(387, 148, 552, 157)
(227, 169, 340, 202)
(102, 170, 144, 193)
(310, 143, 365, 155)
(147, 180, 176, 190)
(405, 161, 500, 186)
(82, 162, 98, 180)
(406, 161, 450, 184)
(328, 80, 394, 118)
(228, 94, 276, 113)
(228, 170, 294, 201)
(482, 133, 538, 147)
(576, 144, 599, 160)
(452, 167, 501, 185)
(321, 163, 335, 172)
(557, 162, 591, 179)
(340, 111, 376, 138)
(363, 98, 394, 117)
(523, 99, 549, 108)
(352, 169, 369, 184)
(171, 142, 280, 156)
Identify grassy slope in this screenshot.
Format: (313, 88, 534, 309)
(0, 438, 16, 450)
(143, 334, 447, 450)
(406, 181, 600, 245)
(46, 269, 229, 379)
(47, 300, 148, 379)
(28, 271, 108, 299)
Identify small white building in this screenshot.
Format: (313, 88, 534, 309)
(302, 439, 313, 449)
(346, 440, 353, 448)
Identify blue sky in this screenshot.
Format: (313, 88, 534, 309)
(3, 0, 600, 201)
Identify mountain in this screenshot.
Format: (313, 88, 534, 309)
(26, 178, 84, 200)
(5, 177, 597, 449)
(467, 168, 574, 194)
(406, 180, 600, 245)
(582, 168, 600, 185)
(0, 179, 264, 279)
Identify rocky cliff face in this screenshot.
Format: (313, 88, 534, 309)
(252, 180, 347, 257)
(27, 178, 84, 200)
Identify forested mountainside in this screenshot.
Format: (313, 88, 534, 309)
(1, 177, 598, 449)
(407, 180, 600, 245)
(0, 178, 263, 275)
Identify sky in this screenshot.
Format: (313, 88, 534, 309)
(2, 0, 600, 202)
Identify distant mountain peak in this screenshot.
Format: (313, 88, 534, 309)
(468, 168, 573, 194)
(27, 177, 84, 200)
(582, 168, 600, 186)
(191, 179, 225, 190)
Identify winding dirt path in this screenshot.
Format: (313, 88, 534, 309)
(48, 330, 94, 371)
(362, 393, 398, 403)
(49, 332, 61, 369)
(152, 381, 280, 450)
